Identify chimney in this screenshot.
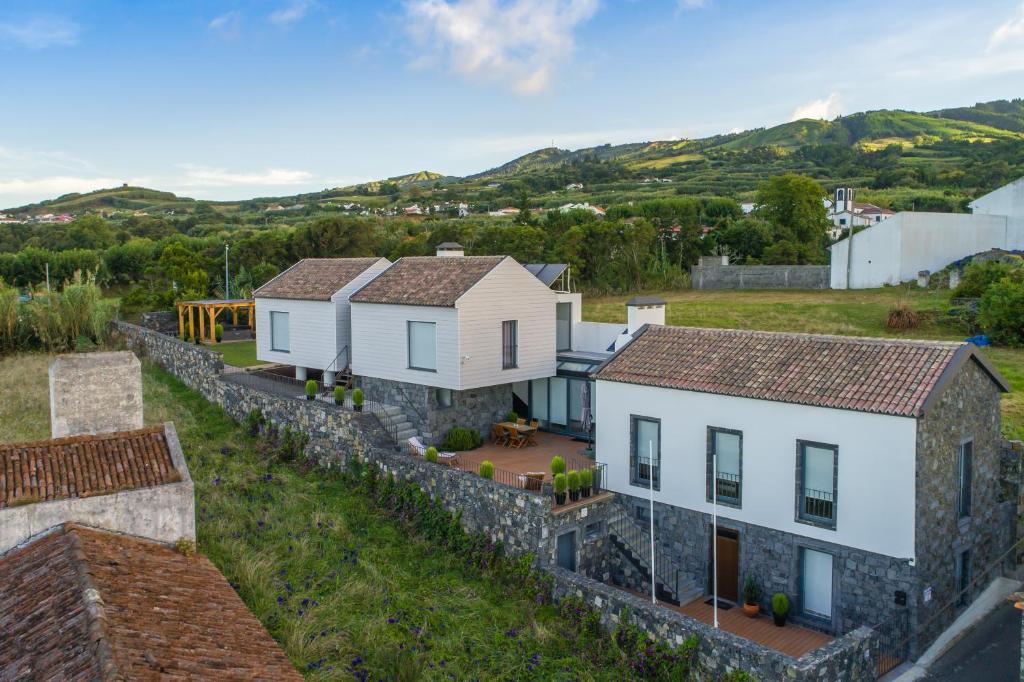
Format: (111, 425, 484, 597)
(49, 351, 143, 438)
(626, 296, 666, 335)
(436, 242, 464, 257)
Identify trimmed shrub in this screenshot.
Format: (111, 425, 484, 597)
(566, 470, 580, 491)
(579, 468, 593, 489)
(772, 592, 790, 616)
(214, 323, 224, 342)
(441, 427, 482, 451)
(550, 456, 566, 476)
(352, 388, 364, 407)
(334, 385, 345, 405)
(979, 272, 1024, 346)
(886, 303, 919, 330)
(743, 575, 761, 604)
(425, 446, 438, 463)
(305, 379, 317, 400)
(479, 460, 494, 479)
(553, 473, 567, 494)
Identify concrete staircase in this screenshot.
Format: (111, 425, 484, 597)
(377, 403, 419, 442)
(609, 513, 703, 606)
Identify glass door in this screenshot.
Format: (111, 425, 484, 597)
(549, 377, 568, 428)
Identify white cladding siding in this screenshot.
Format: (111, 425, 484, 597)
(331, 258, 391, 365)
(255, 298, 337, 369)
(456, 258, 557, 389)
(350, 303, 460, 388)
(596, 380, 918, 559)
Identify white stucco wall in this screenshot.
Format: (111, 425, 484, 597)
(595, 380, 918, 559)
(351, 302, 460, 388)
(970, 176, 1024, 217)
(573, 322, 626, 354)
(255, 298, 337, 370)
(830, 212, 1023, 289)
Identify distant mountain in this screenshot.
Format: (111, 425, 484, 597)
(5, 186, 192, 215)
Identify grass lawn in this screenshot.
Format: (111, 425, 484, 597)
(584, 287, 1024, 440)
(217, 339, 261, 367)
(0, 355, 638, 681)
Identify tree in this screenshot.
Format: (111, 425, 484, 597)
(754, 174, 830, 263)
(292, 217, 379, 258)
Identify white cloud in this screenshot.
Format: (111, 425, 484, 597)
(177, 164, 315, 187)
(269, 0, 314, 26)
(677, 0, 707, 9)
(0, 15, 80, 49)
(404, 0, 599, 95)
(0, 177, 145, 202)
(790, 92, 842, 121)
(990, 2, 1024, 49)
(208, 11, 243, 35)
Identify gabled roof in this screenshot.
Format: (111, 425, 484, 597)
(0, 524, 301, 681)
(0, 426, 180, 509)
(594, 325, 1008, 417)
(524, 263, 568, 287)
(350, 256, 506, 307)
(254, 257, 384, 301)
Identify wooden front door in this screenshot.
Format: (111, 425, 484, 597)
(715, 529, 740, 603)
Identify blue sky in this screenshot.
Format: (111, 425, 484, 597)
(1, 0, 1023, 206)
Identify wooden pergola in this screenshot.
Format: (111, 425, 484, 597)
(177, 299, 254, 343)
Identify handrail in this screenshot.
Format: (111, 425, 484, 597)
(609, 512, 683, 601)
(325, 345, 350, 377)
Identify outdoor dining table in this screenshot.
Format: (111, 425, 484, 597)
(497, 421, 538, 447)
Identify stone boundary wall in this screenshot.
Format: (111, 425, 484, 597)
(550, 567, 878, 682)
(690, 264, 830, 290)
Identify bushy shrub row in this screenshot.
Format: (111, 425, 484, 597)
(441, 426, 482, 451)
(0, 274, 116, 353)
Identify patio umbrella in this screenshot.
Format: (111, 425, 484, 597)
(580, 380, 593, 446)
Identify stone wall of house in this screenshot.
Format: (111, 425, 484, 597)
(914, 359, 1009, 651)
(549, 567, 879, 682)
(48, 351, 144, 438)
(140, 310, 179, 335)
(690, 264, 830, 290)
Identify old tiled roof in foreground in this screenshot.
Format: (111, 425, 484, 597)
(350, 255, 506, 306)
(595, 325, 1005, 417)
(0, 426, 179, 509)
(255, 257, 384, 300)
(0, 524, 301, 681)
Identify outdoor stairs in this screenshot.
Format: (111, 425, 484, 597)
(377, 404, 418, 442)
(608, 513, 702, 607)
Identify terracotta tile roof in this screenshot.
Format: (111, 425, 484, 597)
(595, 325, 987, 417)
(0, 426, 180, 509)
(0, 524, 301, 681)
(255, 257, 384, 301)
(350, 255, 506, 306)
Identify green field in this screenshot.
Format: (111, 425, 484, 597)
(217, 339, 261, 367)
(584, 287, 1024, 440)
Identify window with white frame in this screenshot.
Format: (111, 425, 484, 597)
(269, 311, 290, 352)
(407, 321, 437, 371)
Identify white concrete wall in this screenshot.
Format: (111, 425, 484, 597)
(457, 258, 557, 389)
(255, 298, 337, 370)
(351, 302, 460, 388)
(573, 322, 626, 354)
(595, 380, 918, 559)
(331, 258, 391, 368)
(970, 177, 1024, 217)
(830, 212, 1024, 289)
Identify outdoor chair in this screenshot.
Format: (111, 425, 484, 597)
(491, 423, 509, 446)
(516, 417, 526, 425)
(407, 436, 427, 457)
(506, 425, 527, 449)
(437, 451, 460, 467)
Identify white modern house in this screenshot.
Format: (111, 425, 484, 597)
(594, 324, 1010, 651)
(830, 177, 1024, 288)
(254, 257, 390, 384)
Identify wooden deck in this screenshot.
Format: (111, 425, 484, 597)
(455, 430, 595, 481)
(676, 597, 833, 658)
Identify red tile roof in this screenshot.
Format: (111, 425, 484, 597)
(255, 257, 384, 300)
(350, 255, 506, 306)
(0, 524, 301, 681)
(595, 326, 1003, 417)
(0, 426, 180, 509)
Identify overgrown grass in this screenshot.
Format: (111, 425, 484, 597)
(0, 353, 51, 442)
(216, 339, 261, 367)
(584, 287, 1024, 439)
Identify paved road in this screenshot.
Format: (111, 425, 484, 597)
(923, 604, 1020, 682)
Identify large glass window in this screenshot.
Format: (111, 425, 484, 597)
(802, 548, 834, 620)
(798, 441, 837, 527)
(407, 321, 436, 371)
(958, 440, 973, 520)
(556, 302, 572, 351)
(502, 320, 518, 369)
(549, 377, 567, 427)
(631, 416, 660, 489)
(270, 311, 290, 352)
(709, 428, 741, 506)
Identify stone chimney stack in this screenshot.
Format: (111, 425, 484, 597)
(49, 351, 143, 438)
(435, 242, 465, 257)
(626, 296, 666, 335)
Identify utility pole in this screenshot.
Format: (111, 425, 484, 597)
(712, 449, 719, 629)
(45, 262, 50, 296)
(648, 440, 656, 605)
(224, 244, 230, 299)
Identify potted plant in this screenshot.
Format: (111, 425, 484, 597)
(334, 385, 345, 406)
(567, 470, 580, 502)
(215, 323, 224, 343)
(352, 388, 364, 412)
(771, 592, 790, 627)
(425, 446, 438, 463)
(553, 473, 567, 505)
(479, 460, 494, 479)
(579, 468, 593, 498)
(550, 456, 566, 477)
(506, 410, 519, 423)
(742, 576, 761, 618)
(304, 379, 317, 401)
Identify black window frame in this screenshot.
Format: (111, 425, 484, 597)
(502, 319, 518, 369)
(706, 426, 742, 508)
(629, 415, 661, 491)
(957, 548, 971, 606)
(795, 440, 838, 530)
(957, 439, 973, 521)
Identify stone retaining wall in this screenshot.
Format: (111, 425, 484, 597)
(690, 264, 830, 290)
(550, 567, 878, 682)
